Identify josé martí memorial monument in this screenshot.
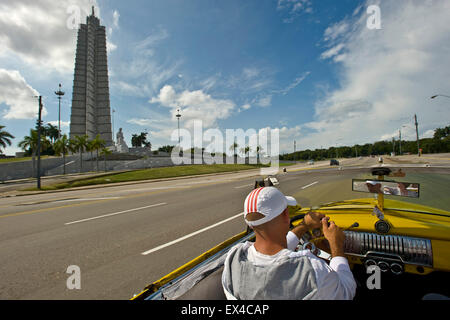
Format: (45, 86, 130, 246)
(69, 7, 113, 146)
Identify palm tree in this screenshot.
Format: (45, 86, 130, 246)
(86, 139, 96, 171)
(90, 134, 106, 172)
(54, 134, 73, 175)
(0, 125, 14, 154)
(131, 134, 140, 147)
(256, 145, 263, 164)
(238, 146, 252, 164)
(72, 135, 89, 172)
(100, 147, 112, 172)
(43, 123, 60, 144)
(244, 146, 251, 163)
(18, 129, 49, 177)
(229, 141, 239, 163)
(68, 137, 77, 154)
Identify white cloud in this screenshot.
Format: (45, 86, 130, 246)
(276, 0, 313, 23)
(255, 95, 272, 108)
(152, 85, 177, 107)
(0, 0, 99, 74)
(107, 41, 117, 52)
(0, 69, 45, 120)
(247, 79, 273, 92)
(112, 10, 120, 29)
(48, 120, 70, 128)
(150, 85, 236, 128)
(142, 27, 169, 45)
(226, 69, 273, 94)
(127, 118, 162, 127)
(243, 67, 260, 79)
(107, 9, 120, 52)
(320, 43, 345, 60)
(293, 0, 450, 151)
(274, 71, 310, 95)
(114, 81, 146, 97)
(323, 21, 350, 42)
(112, 27, 181, 97)
(199, 74, 220, 91)
(422, 129, 435, 139)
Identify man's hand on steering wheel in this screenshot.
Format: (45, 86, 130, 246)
(301, 211, 328, 230)
(322, 218, 346, 258)
(293, 212, 346, 260)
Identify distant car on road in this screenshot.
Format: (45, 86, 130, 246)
(308, 160, 314, 165)
(330, 159, 340, 166)
(378, 157, 384, 164)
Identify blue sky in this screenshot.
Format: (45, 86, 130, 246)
(107, 0, 347, 147)
(1, 0, 449, 155)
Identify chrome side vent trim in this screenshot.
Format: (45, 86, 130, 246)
(344, 231, 432, 267)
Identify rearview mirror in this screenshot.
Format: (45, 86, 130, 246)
(352, 179, 420, 198)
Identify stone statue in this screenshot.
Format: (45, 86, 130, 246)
(116, 128, 129, 153)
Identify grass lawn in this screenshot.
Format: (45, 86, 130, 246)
(25, 164, 268, 191)
(0, 156, 52, 164)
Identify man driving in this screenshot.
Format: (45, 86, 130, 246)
(222, 187, 356, 300)
(366, 180, 382, 193)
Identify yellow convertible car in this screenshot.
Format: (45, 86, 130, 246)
(132, 167, 450, 300)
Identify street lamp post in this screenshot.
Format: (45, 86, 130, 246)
(54, 84, 65, 140)
(176, 109, 182, 145)
(414, 114, 420, 157)
(36, 96, 43, 189)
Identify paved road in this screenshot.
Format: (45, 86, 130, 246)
(0, 159, 449, 300)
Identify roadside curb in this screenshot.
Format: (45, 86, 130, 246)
(0, 170, 132, 186)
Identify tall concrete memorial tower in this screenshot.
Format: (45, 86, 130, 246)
(70, 7, 113, 146)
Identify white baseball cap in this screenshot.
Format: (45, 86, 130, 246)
(244, 187, 297, 227)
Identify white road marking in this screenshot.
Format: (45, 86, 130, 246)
(234, 184, 253, 189)
(18, 197, 122, 206)
(65, 202, 167, 225)
(118, 186, 191, 193)
(174, 180, 217, 186)
(141, 212, 244, 256)
(58, 197, 122, 202)
(302, 181, 319, 190)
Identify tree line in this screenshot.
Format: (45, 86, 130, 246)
(131, 132, 151, 148)
(280, 125, 450, 161)
(156, 144, 264, 158)
(2, 122, 113, 175)
(2, 124, 449, 169)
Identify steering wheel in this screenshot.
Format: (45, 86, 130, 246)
(297, 228, 332, 261)
(297, 221, 359, 261)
